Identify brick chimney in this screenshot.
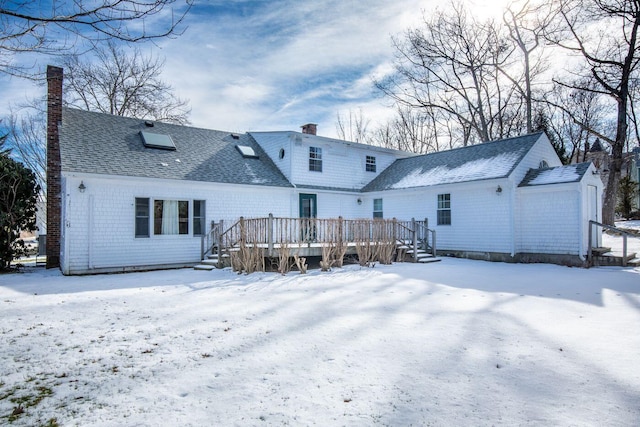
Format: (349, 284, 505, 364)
(301, 123, 317, 135)
(46, 65, 63, 269)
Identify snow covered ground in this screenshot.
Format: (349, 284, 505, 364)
(1, 253, 639, 426)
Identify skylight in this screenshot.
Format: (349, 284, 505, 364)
(140, 131, 176, 150)
(236, 145, 259, 158)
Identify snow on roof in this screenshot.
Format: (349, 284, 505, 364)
(519, 163, 592, 187)
(364, 133, 543, 191)
(390, 152, 522, 189)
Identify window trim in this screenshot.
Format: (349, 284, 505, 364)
(153, 199, 189, 235)
(366, 155, 376, 172)
(437, 193, 451, 226)
(135, 197, 150, 238)
(373, 198, 383, 218)
(309, 146, 323, 172)
(193, 200, 206, 236)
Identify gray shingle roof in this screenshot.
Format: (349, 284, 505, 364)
(363, 132, 544, 192)
(518, 162, 592, 187)
(59, 108, 292, 188)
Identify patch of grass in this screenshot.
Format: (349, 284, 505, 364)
(0, 374, 57, 423)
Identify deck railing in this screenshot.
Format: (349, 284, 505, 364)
(215, 215, 434, 258)
(202, 215, 436, 270)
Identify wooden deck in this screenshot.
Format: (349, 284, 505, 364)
(200, 215, 436, 273)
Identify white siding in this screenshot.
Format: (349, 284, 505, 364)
(249, 133, 293, 180)
(61, 173, 291, 274)
(516, 186, 581, 254)
(511, 134, 563, 184)
(252, 132, 404, 190)
(367, 180, 514, 253)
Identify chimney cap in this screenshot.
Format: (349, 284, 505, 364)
(301, 123, 317, 135)
(46, 65, 63, 79)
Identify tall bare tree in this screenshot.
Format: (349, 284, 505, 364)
(377, 2, 526, 145)
(62, 42, 190, 124)
(545, 0, 640, 225)
(0, 0, 192, 77)
(502, 1, 550, 133)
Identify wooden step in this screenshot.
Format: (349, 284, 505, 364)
(591, 247, 612, 256)
(418, 257, 441, 264)
(194, 264, 216, 271)
(200, 258, 219, 266)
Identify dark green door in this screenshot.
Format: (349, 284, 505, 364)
(299, 194, 317, 241)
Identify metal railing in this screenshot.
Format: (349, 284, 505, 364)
(588, 220, 630, 267)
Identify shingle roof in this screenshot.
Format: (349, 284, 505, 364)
(362, 132, 544, 192)
(59, 108, 292, 188)
(518, 162, 592, 187)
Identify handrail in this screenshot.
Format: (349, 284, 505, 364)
(201, 220, 224, 261)
(588, 220, 629, 267)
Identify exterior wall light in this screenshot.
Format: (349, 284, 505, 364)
(496, 185, 502, 194)
(357, 198, 362, 205)
(78, 181, 86, 193)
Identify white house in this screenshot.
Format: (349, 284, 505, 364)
(45, 66, 603, 275)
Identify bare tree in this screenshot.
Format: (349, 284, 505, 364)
(377, 2, 525, 145)
(545, 0, 640, 225)
(2, 104, 46, 192)
(544, 78, 613, 163)
(62, 41, 190, 124)
(335, 108, 370, 143)
(0, 0, 192, 77)
(502, 1, 550, 133)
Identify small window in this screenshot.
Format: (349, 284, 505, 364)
(539, 160, 549, 168)
(154, 200, 189, 235)
(437, 194, 451, 225)
(309, 146, 322, 172)
(279, 148, 285, 159)
(373, 198, 383, 218)
(366, 155, 376, 172)
(193, 200, 206, 236)
(135, 198, 150, 238)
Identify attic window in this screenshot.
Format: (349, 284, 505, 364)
(140, 131, 176, 150)
(236, 145, 259, 158)
(539, 160, 549, 168)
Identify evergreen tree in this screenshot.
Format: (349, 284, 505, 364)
(616, 175, 638, 219)
(0, 140, 40, 270)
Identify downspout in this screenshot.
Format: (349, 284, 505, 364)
(510, 180, 516, 257)
(578, 187, 585, 262)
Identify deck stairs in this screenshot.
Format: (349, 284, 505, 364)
(194, 248, 227, 271)
(590, 246, 640, 267)
(396, 239, 440, 264)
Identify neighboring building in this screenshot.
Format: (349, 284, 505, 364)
(45, 66, 603, 274)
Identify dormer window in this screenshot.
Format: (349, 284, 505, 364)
(309, 146, 322, 172)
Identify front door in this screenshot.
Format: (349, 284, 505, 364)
(299, 194, 317, 241)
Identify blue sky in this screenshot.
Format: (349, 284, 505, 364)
(1, 0, 508, 139)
